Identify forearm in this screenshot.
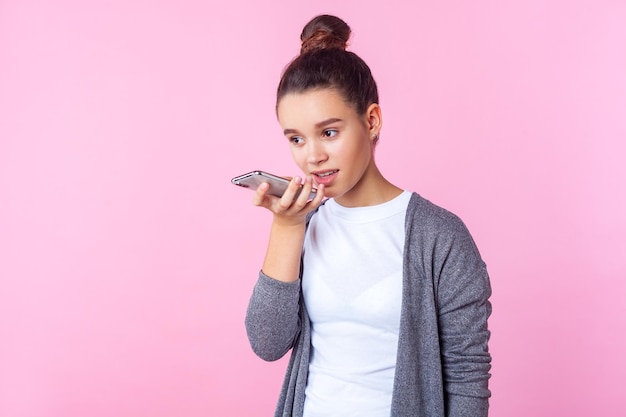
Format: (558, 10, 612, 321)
(445, 393, 489, 417)
(261, 220, 306, 283)
(440, 266, 492, 416)
(442, 325, 491, 417)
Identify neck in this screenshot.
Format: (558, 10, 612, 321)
(334, 164, 403, 208)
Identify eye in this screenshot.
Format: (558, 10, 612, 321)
(322, 129, 338, 138)
(289, 136, 304, 145)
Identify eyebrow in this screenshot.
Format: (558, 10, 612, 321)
(283, 118, 344, 135)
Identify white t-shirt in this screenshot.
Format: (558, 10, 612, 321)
(301, 191, 412, 417)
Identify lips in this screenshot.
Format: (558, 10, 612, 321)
(312, 169, 338, 186)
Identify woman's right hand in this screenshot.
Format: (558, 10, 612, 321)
(252, 175, 325, 226)
(254, 176, 325, 282)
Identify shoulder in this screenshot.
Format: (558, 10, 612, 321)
(405, 192, 483, 259)
(406, 192, 468, 236)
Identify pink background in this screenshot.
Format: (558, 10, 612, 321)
(1, 0, 625, 416)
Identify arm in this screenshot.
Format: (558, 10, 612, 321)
(255, 176, 324, 283)
(244, 176, 325, 361)
(245, 271, 302, 361)
(436, 221, 492, 416)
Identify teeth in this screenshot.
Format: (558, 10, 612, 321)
(317, 170, 336, 178)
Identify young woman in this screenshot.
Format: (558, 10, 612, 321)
(244, 14, 492, 417)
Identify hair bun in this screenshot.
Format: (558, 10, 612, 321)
(300, 15, 351, 54)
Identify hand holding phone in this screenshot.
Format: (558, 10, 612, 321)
(231, 170, 317, 200)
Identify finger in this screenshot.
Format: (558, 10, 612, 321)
(278, 176, 301, 210)
(302, 184, 324, 212)
(252, 182, 271, 207)
(311, 183, 325, 206)
(293, 176, 315, 207)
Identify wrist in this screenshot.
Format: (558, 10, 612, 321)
(272, 215, 307, 229)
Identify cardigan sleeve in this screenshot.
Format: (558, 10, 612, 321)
(245, 271, 302, 362)
(435, 218, 492, 416)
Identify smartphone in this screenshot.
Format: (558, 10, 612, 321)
(231, 170, 317, 200)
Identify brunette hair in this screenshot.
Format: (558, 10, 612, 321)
(276, 15, 379, 116)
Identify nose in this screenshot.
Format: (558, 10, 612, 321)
(306, 140, 328, 165)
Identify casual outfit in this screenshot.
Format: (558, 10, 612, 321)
(246, 192, 492, 417)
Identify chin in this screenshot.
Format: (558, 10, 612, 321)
(322, 187, 344, 200)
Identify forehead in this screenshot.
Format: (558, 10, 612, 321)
(277, 88, 358, 125)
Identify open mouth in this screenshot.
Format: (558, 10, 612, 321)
(314, 170, 338, 178)
(312, 170, 339, 185)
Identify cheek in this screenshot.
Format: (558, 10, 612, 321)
(290, 147, 307, 167)
(344, 135, 371, 160)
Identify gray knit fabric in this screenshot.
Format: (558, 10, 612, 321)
(246, 193, 492, 416)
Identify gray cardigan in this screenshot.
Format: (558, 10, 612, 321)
(246, 193, 492, 416)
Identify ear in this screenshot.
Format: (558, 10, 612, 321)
(365, 103, 382, 143)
